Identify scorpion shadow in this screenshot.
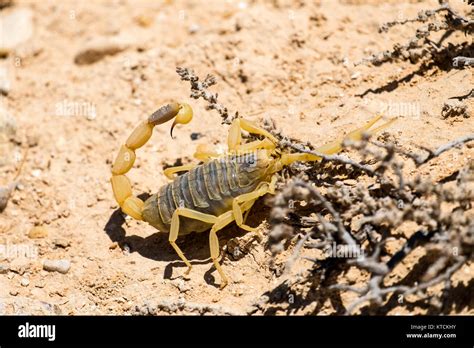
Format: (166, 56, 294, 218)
(103, 193, 254, 288)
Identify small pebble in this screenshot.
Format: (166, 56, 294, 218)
(134, 14, 153, 27)
(0, 8, 33, 54)
(31, 169, 42, 178)
(0, 105, 17, 142)
(52, 238, 70, 248)
(43, 259, 71, 274)
(8, 257, 29, 275)
(188, 23, 200, 34)
(20, 277, 29, 287)
(28, 226, 48, 239)
(190, 132, 202, 141)
(171, 278, 190, 292)
(123, 243, 131, 254)
(351, 71, 361, 80)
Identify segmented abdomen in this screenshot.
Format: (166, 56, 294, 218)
(142, 155, 261, 234)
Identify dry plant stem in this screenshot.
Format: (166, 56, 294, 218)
(279, 139, 376, 175)
(379, 2, 473, 32)
(356, 1, 473, 67)
(283, 232, 312, 275)
(281, 179, 390, 276)
(422, 134, 474, 162)
(371, 134, 474, 165)
(449, 89, 474, 100)
(268, 134, 473, 314)
(337, 257, 465, 315)
(176, 66, 237, 124)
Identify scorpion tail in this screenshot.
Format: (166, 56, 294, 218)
(110, 102, 193, 220)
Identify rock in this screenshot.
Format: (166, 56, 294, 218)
(190, 132, 203, 141)
(0, 106, 17, 143)
(40, 301, 61, 315)
(0, 263, 8, 274)
(28, 226, 49, 239)
(134, 14, 154, 28)
(0, 8, 33, 54)
(31, 169, 42, 177)
(35, 279, 45, 288)
(0, 183, 15, 212)
(0, 106, 16, 169)
(188, 23, 200, 34)
(52, 238, 70, 248)
(0, 62, 12, 95)
(171, 278, 190, 292)
(9, 257, 30, 275)
(122, 243, 130, 255)
(20, 277, 29, 287)
(9, 289, 18, 296)
(74, 36, 131, 65)
(43, 259, 71, 274)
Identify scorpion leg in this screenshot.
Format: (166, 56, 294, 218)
(315, 114, 396, 155)
(163, 164, 196, 180)
(209, 193, 272, 288)
(209, 210, 235, 289)
(165, 142, 226, 180)
(207, 193, 273, 288)
(242, 199, 256, 224)
(165, 140, 223, 180)
(228, 118, 278, 152)
(170, 207, 217, 276)
(165, 143, 224, 179)
(236, 138, 276, 152)
(280, 115, 396, 166)
(193, 143, 222, 162)
(232, 175, 277, 232)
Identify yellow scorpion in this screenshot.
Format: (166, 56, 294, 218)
(110, 102, 393, 288)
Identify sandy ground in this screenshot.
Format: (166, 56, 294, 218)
(0, 0, 472, 315)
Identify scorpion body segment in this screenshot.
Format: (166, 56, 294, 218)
(142, 150, 273, 235)
(110, 101, 395, 288)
